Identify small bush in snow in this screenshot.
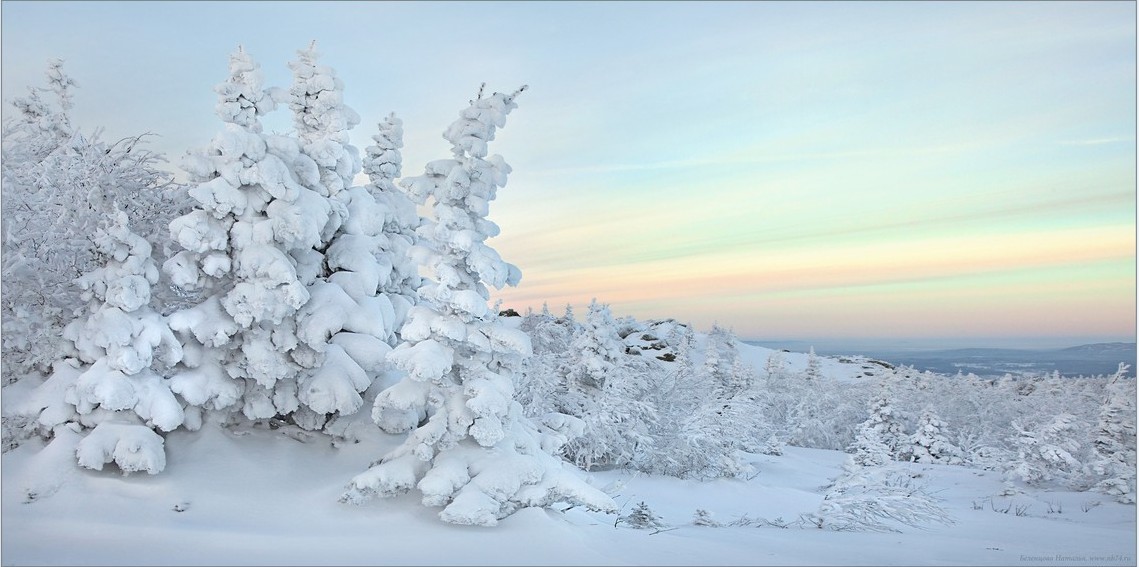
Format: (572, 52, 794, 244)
(620, 501, 665, 530)
(809, 458, 954, 532)
(692, 508, 720, 527)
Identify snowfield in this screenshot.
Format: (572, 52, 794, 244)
(3, 343, 1134, 566)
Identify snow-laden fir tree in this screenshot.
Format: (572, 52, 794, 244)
(692, 508, 721, 527)
(1, 60, 181, 381)
(163, 46, 338, 426)
(284, 45, 409, 431)
(857, 388, 908, 461)
(847, 408, 894, 468)
(557, 299, 655, 471)
(908, 406, 963, 465)
(29, 210, 184, 474)
(362, 112, 422, 313)
(762, 433, 785, 456)
(804, 346, 822, 381)
(342, 86, 616, 525)
(666, 321, 696, 373)
(621, 501, 666, 529)
(516, 304, 568, 418)
(1091, 363, 1136, 503)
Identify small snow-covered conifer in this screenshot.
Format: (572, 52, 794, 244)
(908, 406, 963, 465)
(848, 417, 892, 468)
(692, 508, 720, 527)
(516, 306, 589, 452)
(363, 112, 422, 315)
(804, 347, 822, 381)
(860, 390, 908, 461)
(622, 501, 666, 529)
(764, 350, 788, 381)
(35, 210, 184, 473)
(762, 434, 785, 456)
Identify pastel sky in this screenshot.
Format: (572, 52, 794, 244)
(2, 1, 1135, 347)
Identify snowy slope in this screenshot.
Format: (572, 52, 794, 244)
(2, 341, 1134, 566)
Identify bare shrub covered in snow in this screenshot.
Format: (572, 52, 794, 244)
(809, 457, 954, 532)
(1, 60, 184, 382)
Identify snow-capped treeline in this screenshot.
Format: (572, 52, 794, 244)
(1, 49, 1134, 528)
(514, 307, 1135, 501)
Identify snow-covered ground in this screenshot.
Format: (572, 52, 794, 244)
(3, 344, 1135, 567)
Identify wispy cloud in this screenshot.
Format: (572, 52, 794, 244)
(1057, 137, 1135, 146)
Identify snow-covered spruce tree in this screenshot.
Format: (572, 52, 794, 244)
(342, 86, 616, 525)
(362, 112, 422, 313)
(804, 346, 822, 381)
(644, 364, 699, 474)
(558, 299, 656, 471)
(762, 433, 785, 456)
(1091, 363, 1136, 503)
(908, 406, 963, 465)
(284, 44, 410, 432)
(847, 407, 894, 468)
(764, 350, 788, 381)
(163, 46, 336, 427)
(31, 210, 184, 474)
(692, 508, 721, 527)
(620, 501, 666, 530)
(1, 60, 182, 382)
(856, 389, 908, 461)
(701, 325, 735, 392)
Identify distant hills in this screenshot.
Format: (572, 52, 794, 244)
(742, 341, 1137, 378)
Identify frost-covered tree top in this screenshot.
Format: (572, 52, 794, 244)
(360, 112, 421, 303)
(214, 47, 274, 130)
(364, 113, 403, 195)
(288, 42, 361, 197)
(4, 58, 76, 160)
